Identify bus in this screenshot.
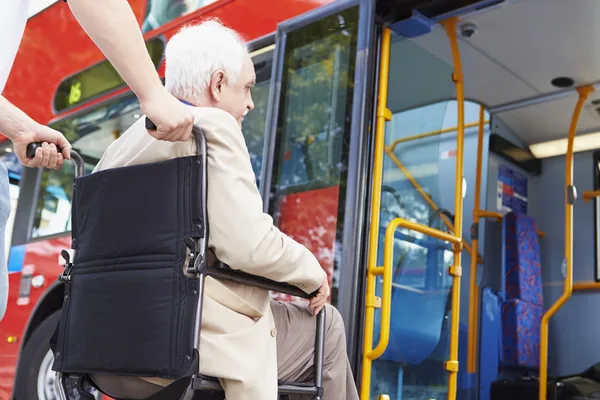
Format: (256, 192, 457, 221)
(2, 0, 600, 399)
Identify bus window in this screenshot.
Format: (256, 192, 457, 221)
(142, 0, 218, 33)
(31, 97, 142, 239)
(268, 6, 360, 305)
(242, 46, 274, 188)
(379, 100, 486, 291)
(53, 37, 165, 113)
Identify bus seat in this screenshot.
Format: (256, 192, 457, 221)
(479, 212, 545, 399)
(50, 126, 326, 400)
(500, 212, 543, 369)
(503, 212, 543, 305)
(380, 288, 449, 365)
(478, 287, 503, 400)
(374, 228, 452, 365)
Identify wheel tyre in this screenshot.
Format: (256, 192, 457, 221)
(13, 310, 61, 400)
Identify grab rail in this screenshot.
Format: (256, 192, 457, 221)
(360, 27, 393, 400)
(387, 120, 490, 151)
(466, 106, 487, 374)
(365, 224, 394, 360)
(441, 18, 466, 398)
(539, 84, 595, 400)
(390, 219, 462, 246)
(583, 190, 600, 203)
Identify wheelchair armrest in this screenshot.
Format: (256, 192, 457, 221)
(205, 262, 319, 299)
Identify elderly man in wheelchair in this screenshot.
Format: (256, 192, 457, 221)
(45, 19, 359, 400)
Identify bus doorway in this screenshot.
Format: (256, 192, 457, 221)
(361, 23, 491, 399)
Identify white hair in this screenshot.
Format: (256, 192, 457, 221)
(164, 20, 248, 103)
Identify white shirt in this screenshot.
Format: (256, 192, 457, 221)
(0, 0, 30, 93)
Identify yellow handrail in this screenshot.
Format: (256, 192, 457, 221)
(360, 27, 392, 400)
(583, 190, 600, 203)
(441, 17, 465, 400)
(365, 221, 395, 359)
(539, 84, 595, 400)
(475, 210, 503, 221)
(391, 218, 462, 245)
(388, 120, 489, 151)
(466, 106, 486, 374)
(573, 281, 600, 291)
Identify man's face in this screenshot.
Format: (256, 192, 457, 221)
(214, 55, 256, 127)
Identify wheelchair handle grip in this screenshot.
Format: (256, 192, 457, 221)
(26, 142, 64, 159)
(145, 117, 157, 131)
(26, 142, 86, 178)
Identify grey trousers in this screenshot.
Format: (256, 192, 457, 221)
(93, 301, 359, 400)
(272, 301, 360, 400)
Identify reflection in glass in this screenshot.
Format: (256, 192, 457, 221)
(242, 48, 274, 187)
(268, 7, 359, 306)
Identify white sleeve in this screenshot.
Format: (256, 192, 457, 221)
(0, 0, 30, 93)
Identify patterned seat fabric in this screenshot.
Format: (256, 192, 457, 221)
(501, 212, 543, 369)
(501, 299, 543, 368)
(503, 212, 542, 306)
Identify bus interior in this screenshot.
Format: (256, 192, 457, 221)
(366, 0, 600, 399)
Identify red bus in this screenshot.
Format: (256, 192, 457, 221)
(4, 0, 600, 400)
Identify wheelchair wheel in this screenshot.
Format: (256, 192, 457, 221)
(13, 310, 99, 400)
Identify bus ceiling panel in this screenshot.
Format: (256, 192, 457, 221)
(384, 0, 600, 146)
(494, 95, 600, 145)
(386, 27, 534, 114)
(456, 0, 600, 96)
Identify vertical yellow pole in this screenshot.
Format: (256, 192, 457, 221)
(441, 17, 465, 400)
(467, 106, 486, 374)
(360, 27, 392, 400)
(539, 85, 594, 400)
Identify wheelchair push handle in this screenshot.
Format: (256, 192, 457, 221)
(145, 117, 206, 159)
(145, 116, 157, 131)
(27, 119, 157, 161)
(26, 142, 86, 178)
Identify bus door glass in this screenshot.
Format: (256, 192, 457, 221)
(264, 0, 371, 307)
(368, 30, 484, 399)
(242, 45, 275, 188)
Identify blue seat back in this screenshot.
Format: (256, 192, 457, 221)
(500, 212, 543, 369)
(373, 227, 452, 365)
(503, 212, 543, 305)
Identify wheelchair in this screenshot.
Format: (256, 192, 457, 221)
(31, 123, 325, 400)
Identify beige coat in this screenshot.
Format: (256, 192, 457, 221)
(94, 106, 326, 400)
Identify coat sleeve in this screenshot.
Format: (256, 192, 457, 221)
(201, 109, 326, 295)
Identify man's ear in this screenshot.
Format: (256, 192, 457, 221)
(209, 70, 226, 102)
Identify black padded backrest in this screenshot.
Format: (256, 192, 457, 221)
(51, 129, 206, 380)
